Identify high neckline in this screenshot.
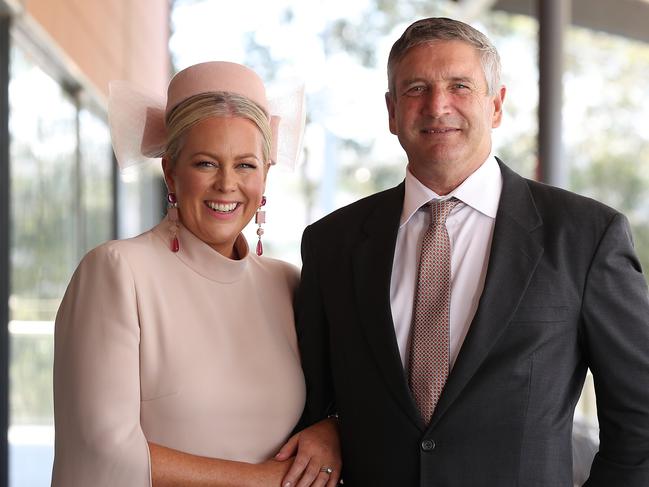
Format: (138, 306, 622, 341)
(152, 216, 250, 283)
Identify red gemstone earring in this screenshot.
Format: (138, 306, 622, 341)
(167, 192, 180, 252)
(255, 195, 267, 256)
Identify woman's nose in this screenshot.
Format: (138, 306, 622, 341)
(215, 168, 237, 192)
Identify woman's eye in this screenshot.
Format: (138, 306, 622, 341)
(195, 160, 216, 168)
(238, 161, 258, 169)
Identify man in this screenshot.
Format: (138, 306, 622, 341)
(296, 17, 649, 486)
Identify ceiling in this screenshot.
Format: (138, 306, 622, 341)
(456, 0, 649, 44)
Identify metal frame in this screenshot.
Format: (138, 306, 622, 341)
(0, 13, 11, 487)
(112, 154, 120, 240)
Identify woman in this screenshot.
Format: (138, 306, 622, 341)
(52, 62, 341, 487)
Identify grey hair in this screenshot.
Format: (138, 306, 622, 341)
(387, 17, 501, 95)
(165, 92, 272, 165)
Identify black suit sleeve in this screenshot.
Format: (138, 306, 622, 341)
(582, 213, 649, 486)
(295, 225, 336, 428)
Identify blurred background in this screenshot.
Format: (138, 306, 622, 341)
(1, 0, 648, 485)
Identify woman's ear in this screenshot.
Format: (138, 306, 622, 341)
(162, 157, 176, 193)
(263, 162, 271, 183)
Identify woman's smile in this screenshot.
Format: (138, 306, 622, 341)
(205, 200, 240, 214)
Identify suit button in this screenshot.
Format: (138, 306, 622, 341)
(421, 439, 435, 451)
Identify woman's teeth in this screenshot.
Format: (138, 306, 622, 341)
(206, 201, 237, 213)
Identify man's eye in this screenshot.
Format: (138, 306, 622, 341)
(405, 85, 426, 96)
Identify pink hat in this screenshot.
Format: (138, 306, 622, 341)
(108, 61, 305, 170)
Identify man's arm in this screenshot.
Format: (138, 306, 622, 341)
(582, 213, 649, 486)
(295, 225, 336, 428)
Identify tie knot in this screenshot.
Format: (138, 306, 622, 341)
(425, 197, 459, 224)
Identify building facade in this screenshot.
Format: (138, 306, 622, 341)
(0, 1, 171, 485)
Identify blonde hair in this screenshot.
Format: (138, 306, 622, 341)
(165, 92, 272, 164)
(387, 17, 501, 96)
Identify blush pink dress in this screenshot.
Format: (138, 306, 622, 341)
(51, 217, 306, 486)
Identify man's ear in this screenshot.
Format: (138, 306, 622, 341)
(491, 85, 507, 128)
(162, 157, 176, 193)
(385, 91, 398, 135)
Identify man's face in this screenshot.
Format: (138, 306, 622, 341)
(386, 40, 505, 191)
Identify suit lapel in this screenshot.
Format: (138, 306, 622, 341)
(429, 161, 544, 429)
(352, 183, 425, 429)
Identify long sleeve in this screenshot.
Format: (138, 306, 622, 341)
(295, 225, 336, 428)
(51, 244, 151, 487)
(582, 214, 649, 486)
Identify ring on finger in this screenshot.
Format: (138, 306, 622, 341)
(320, 466, 333, 474)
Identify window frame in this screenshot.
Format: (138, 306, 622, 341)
(0, 14, 11, 487)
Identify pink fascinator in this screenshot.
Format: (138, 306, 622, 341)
(108, 61, 306, 170)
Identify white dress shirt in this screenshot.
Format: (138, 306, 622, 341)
(390, 155, 503, 369)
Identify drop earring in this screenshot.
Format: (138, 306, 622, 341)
(255, 195, 267, 256)
(167, 192, 180, 252)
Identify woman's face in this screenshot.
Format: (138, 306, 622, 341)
(163, 116, 268, 258)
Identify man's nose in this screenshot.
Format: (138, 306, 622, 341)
(423, 87, 451, 117)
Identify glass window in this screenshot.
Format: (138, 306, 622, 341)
(8, 44, 77, 487)
(9, 47, 78, 322)
(79, 108, 113, 252)
(116, 164, 166, 240)
(8, 44, 115, 487)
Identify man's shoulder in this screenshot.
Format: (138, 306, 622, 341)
(524, 176, 619, 221)
(500, 161, 619, 222)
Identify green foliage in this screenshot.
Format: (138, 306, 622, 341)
(566, 28, 649, 275)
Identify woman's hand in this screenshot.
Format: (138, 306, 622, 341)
(245, 458, 294, 487)
(275, 418, 342, 487)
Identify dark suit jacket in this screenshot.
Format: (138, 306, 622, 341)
(296, 161, 649, 486)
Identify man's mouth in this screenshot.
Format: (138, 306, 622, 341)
(420, 127, 459, 134)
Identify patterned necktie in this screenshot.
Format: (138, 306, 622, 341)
(408, 198, 459, 424)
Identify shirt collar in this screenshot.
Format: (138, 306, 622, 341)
(400, 153, 503, 227)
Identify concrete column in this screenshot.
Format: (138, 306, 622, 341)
(538, 0, 570, 187)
